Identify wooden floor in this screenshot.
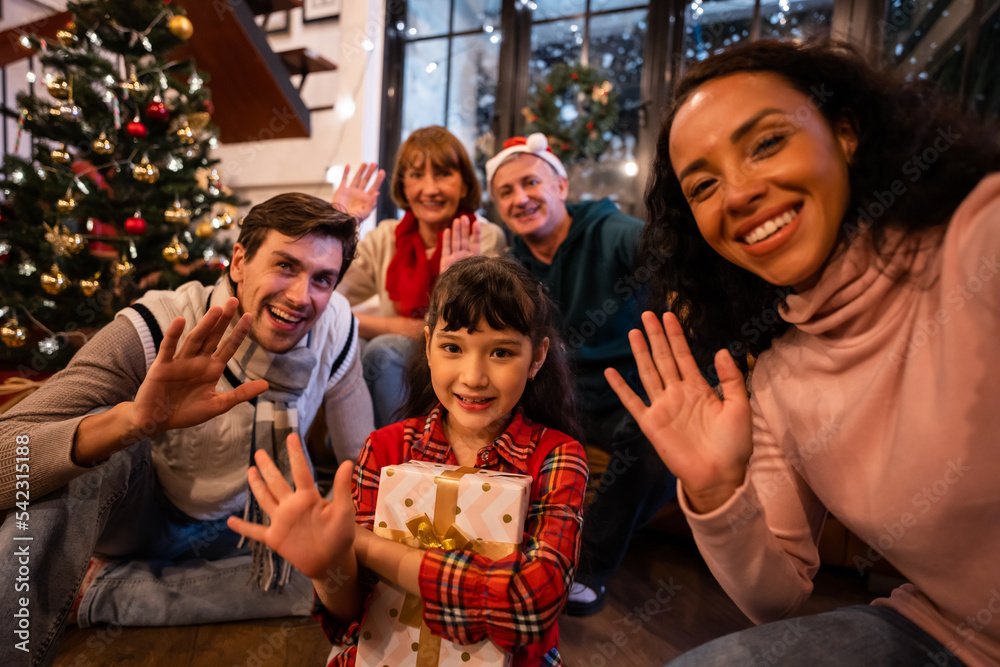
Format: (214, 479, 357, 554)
(53, 530, 876, 667)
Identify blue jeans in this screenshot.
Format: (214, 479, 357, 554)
(666, 605, 967, 667)
(360, 334, 417, 429)
(0, 441, 312, 667)
(577, 406, 678, 589)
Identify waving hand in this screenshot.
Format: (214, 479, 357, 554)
(228, 434, 358, 581)
(332, 163, 385, 222)
(605, 311, 753, 513)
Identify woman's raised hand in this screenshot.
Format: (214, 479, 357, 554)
(605, 311, 753, 513)
(440, 214, 482, 273)
(227, 434, 357, 581)
(331, 162, 385, 223)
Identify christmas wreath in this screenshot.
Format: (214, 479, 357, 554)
(522, 62, 620, 164)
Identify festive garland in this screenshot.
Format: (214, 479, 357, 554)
(522, 62, 620, 165)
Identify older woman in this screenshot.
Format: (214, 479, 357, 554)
(337, 126, 505, 427)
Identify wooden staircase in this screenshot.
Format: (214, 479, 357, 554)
(0, 0, 340, 145)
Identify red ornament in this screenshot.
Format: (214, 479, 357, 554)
(560, 143, 570, 150)
(586, 122, 594, 130)
(545, 85, 553, 94)
(146, 99, 169, 122)
(127, 119, 148, 139)
(571, 72, 579, 80)
(202, 99, 215, 115)
(0, 244, 9, 264)
(124, 215, 147, 235)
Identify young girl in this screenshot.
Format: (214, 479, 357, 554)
(336, 126, 507, 429)
(608, 41, 1000, 665)
(229, 255, 587, 666)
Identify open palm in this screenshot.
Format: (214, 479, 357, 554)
(129, 298, 268, 436)
(605, 311, 753, 512)
(332, 163, 385, 222)
(440, 215, 482, 273)
(227, 434, 357, 581)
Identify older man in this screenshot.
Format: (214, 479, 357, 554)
(0, 193, 373, 665)
(485, 135, 677, 616)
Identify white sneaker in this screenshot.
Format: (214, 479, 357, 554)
(565, 581, 606, 616)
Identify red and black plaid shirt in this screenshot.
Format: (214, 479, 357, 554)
(315, 405, 588, 666)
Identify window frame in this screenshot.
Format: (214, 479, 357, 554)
(378, 0, 992, 223)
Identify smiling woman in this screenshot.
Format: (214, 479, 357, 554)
(611, 39, 1000, 667)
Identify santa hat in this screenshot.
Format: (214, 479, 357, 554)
(485, 133, 567, 188)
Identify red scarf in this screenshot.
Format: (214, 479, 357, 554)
(385, 209, 476, 318)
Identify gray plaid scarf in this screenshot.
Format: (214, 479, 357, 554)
(217, 283, 317, 591)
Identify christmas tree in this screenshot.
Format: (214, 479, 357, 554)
(0, 0, 242, 372)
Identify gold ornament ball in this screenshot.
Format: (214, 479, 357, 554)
(0, 318, 28, 348)
(113, 257, 135, 278)
(57, 25, 79, 47)
(93, 133, 114, 155)
(163, 238, 189, 263)
(169, 15, 194, 40)
(51, 146, 72, 164)
(64, 233, 86, 254)
(212, 211, 235, 230)
(46, 78, 70, 100)
(195, 221, 215, 238)
(176, 125, 196, 145)
(164, 203, 192, 225)
(57, 197, 77, 213)
(79, 274, 101, 297)
(41, 264, 69, 295)
(133, 158, 160, 184)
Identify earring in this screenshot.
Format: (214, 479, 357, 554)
(528, 375, 534, 382)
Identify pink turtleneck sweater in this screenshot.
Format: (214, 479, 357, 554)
(680, 174, 1000, 666)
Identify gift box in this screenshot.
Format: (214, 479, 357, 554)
(356, 461, 533, 667)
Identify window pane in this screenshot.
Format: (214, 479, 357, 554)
(883, 0, 973, 68)
(454, 0, 502, 33)
(970, 5, 1000, 119)
(590, 9, 646, 145)
(884, 0, 976, 86)
(584, 9, 649, 213)
(447, 32, 502, 186)
(406, 2, 450, 38)
(531, 0, 586, 21)
(758, 0, 833, 41)
(683, 0, 754, 69)
(530, 19, 584, 89)
(402, 39, 449, 141)
(591, 0, 648, 11)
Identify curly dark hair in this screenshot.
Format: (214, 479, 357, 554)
(401, 255, 581, 440)
(642, 39, 1000, 381)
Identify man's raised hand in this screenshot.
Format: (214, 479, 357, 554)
(127, 297, 268, 437)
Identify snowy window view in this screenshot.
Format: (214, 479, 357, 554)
(399, 1, 502, 192)
(683, 0, 833, 69)
(527, 2, 649, 212)
(882, 0, 1000, 120)
(393, 0, 998, 215)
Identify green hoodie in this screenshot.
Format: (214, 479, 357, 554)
(510, 198, 656, 418)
